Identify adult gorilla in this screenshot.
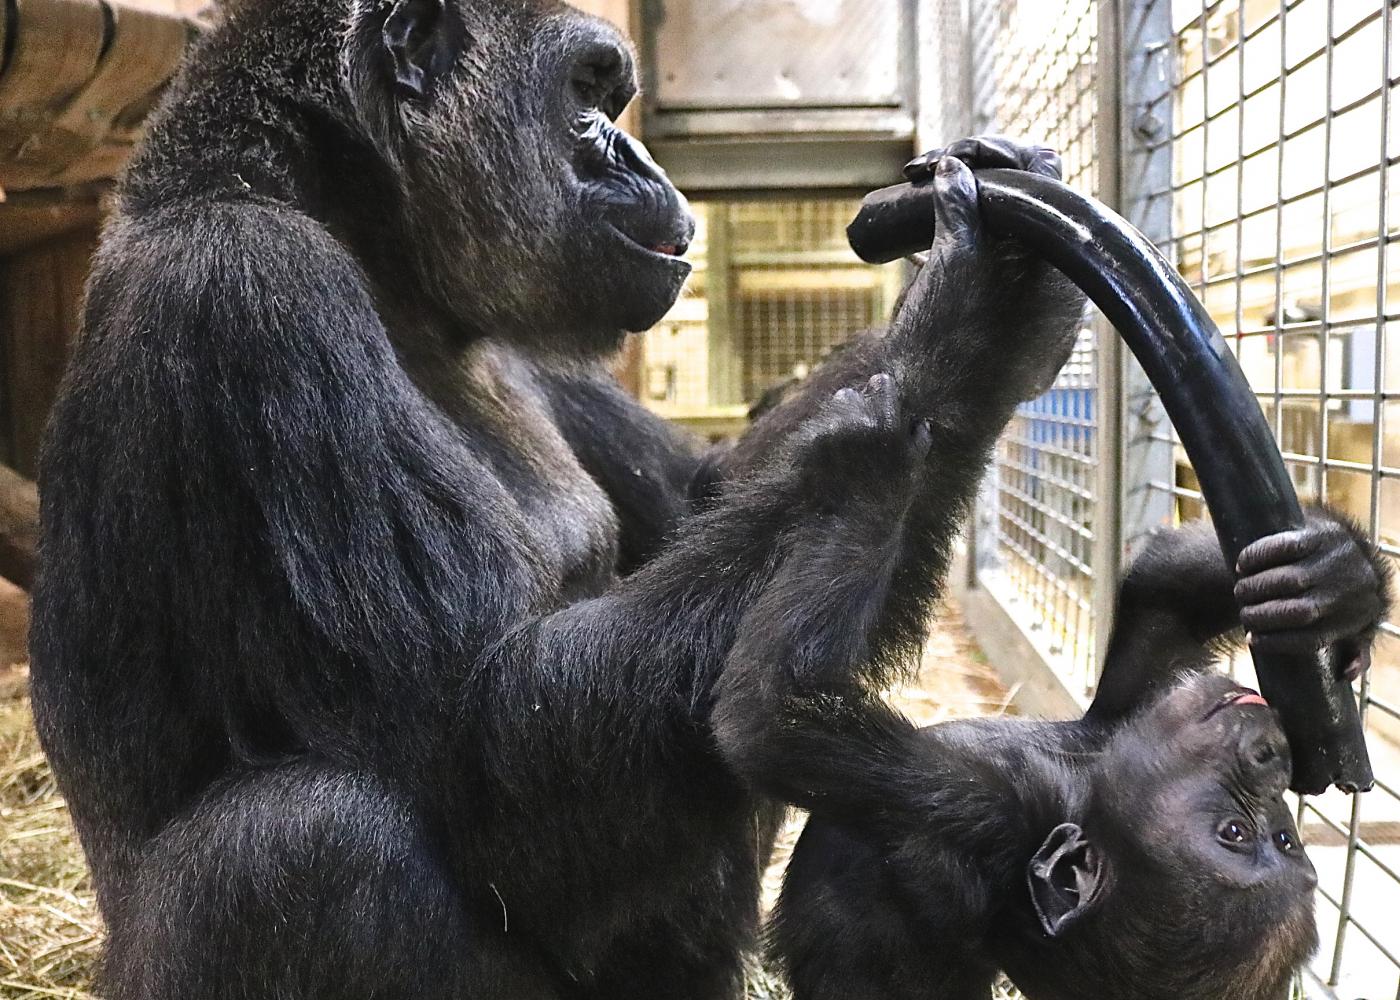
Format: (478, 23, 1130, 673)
(29, 1, 1082, 997)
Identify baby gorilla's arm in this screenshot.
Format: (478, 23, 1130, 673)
(1086, 508, 1390, 725)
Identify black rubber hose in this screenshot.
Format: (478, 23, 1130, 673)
(848, 169, 1373, 795)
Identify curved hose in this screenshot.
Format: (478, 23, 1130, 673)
(848, 169, 1372, 795)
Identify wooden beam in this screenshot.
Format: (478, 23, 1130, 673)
(1, 224, 98, 475)
(0, 463, 39, 590)
(0, 197, 104, 255)
(0, 576, 29, 669)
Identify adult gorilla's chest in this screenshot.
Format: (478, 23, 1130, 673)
(433, 343, 623, 602)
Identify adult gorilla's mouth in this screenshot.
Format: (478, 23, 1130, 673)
(608, 222, 693, 264)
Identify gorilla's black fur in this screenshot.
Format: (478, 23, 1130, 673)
(29, 2, 1082, 997)
(767, 511, 1389, 1000)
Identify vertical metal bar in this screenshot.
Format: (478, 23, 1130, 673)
(1273, 0, 1287, 451)
(1359, 0, 1396, 986)
(1199, 0, 1209, 348)
(1119, 0, 1175, 548)
(1093, 0, 1125, 673)
(1317, 0, 1336, 505)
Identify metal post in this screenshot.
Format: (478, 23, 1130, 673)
(1115, 0, 1175, 552)
(705, 204, 741, 407)
(1091, 0, 1124, 673)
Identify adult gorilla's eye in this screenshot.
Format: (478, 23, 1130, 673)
(1276, 830, 1299, 853)
(1217, 820, 1252, 846)
(569, 47, 632, 120)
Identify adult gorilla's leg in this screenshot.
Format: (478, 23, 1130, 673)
(102, 762, 553, 1000)
(582, 838, 770, 1000)
(583, 910, 749, 1000)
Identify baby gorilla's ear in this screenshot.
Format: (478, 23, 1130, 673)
(1028, 823, 1104, 937)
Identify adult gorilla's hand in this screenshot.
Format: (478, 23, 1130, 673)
(902, 136, 1087, 403)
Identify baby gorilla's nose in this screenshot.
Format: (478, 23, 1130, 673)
(1240, 729, 1290, 777)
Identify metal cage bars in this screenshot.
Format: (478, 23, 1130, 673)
(962, 0, 1400, 993)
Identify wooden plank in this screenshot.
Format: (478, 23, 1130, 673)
(116, 0, 208, 13)
(0, 0, 109, 187)
(0, 225, 95, 476)
(49, 2, 189, 184)
(0, 196, 102, 254)
(0, 0, 107, 114)
(0, 1, 192, 188)
(0, 462, 38, 589)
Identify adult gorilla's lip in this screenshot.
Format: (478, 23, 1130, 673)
(608, 223, 692, 262)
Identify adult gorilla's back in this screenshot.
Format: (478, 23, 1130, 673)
(29, 1, 740, 996)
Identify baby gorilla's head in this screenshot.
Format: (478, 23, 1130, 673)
(1000, 672, 1319, 1000)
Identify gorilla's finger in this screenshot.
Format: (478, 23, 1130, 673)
(931, 157, 981, 254)
(1237, 529, 1324, 576)
(864, 373, 899, 430)
(1240, 597, 1323, 634)
(945, 136, 1023, 170)
(904, 149, 945, 181)
(828, 387, 866, 420)
(1234, 566, 1312, 605)
(1028, 147, 1064, 180)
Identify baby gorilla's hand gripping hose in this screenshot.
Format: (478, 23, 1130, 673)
(848, 169, 1372, 795)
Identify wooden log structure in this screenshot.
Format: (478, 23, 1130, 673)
(0, 1, 201, 556)
(0, 0, 199, 190)
(0, 462, 37, 589)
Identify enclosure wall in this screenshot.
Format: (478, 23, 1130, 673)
(954, 0, 1400, 995)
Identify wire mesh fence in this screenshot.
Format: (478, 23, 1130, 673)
(965, 0, 1107, 695)
(638, 199, 902, 421)
(958, 0, 1400, 993)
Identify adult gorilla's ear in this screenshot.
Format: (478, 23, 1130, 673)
(1027, 823, 1104, 937)
(381, 0, 466, 100)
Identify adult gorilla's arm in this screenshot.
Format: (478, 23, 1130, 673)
(1085, 512, 1389, 725)
(500, 156, 1081, 819)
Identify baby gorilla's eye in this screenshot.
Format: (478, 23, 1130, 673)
(1276, 830, 1299, 853)
(1218, 820, 1253, 846)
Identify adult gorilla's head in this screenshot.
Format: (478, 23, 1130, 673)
(341, 0, 694, 352)
(998, 671, 1319, 1000)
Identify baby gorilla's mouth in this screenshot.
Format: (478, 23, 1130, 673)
(1206, 687, 1270, 720)
(649, 241, 688, 257)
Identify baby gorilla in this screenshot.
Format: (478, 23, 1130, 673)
(773, 510, 1389, 1000)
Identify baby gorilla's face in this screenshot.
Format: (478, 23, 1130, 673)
(1103, 672, 1312, 887)
(1071, 673, 1320, 997)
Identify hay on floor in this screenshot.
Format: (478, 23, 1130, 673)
(0, 678, 101, 1000)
